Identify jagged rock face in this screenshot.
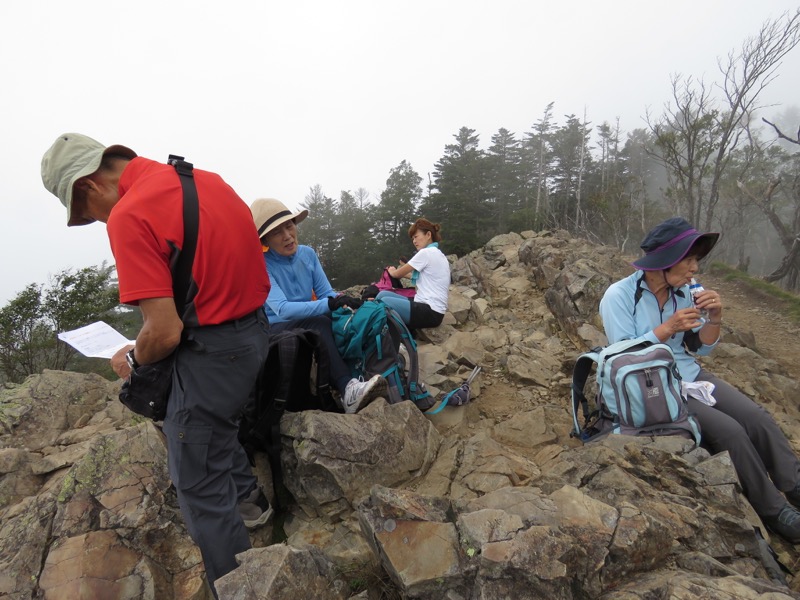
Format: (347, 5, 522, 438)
(0, 373, 208, 600)
(2, 230, 800, 599)
(355, 436, 777, 599)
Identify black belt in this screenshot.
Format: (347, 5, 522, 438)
(183, 309, 263, 334)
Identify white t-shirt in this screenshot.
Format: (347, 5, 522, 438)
(408, 245, 450, 314)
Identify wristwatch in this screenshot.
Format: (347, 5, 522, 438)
(126, 348, 140, 370)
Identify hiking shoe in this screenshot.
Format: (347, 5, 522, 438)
(785, 481, 800, 509)
(239, 485, 274, 530)
(763, 504, 800, 544)
(343, 375, 387, 414)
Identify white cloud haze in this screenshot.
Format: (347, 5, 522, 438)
(1, 0, 798, 304)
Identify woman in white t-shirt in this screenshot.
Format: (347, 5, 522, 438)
(376, 218, 450, 329)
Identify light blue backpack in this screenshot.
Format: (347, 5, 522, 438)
(571, 338, 701, 446)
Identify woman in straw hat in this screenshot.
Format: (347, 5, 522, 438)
(600, 216, 800, 543)
(251, 198, 386, 414)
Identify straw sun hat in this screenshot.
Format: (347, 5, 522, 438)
(250, 198, 308, 238)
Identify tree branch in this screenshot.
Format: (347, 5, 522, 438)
(762, 117, 800, 146)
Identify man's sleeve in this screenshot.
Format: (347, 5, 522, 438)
(108, 208, 174, 304)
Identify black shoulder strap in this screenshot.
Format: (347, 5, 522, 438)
(571, 354, 596, 425)
(632, 271, 645, 314)
(274, 332, 300, 408)
(168, 155, 199, 319)
(306, 331, 333, 405)
(386, 308, 430, 403)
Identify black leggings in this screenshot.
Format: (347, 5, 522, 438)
(409, 301, 445, 329)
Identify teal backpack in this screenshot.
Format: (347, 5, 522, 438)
(332, 300, 433, 410)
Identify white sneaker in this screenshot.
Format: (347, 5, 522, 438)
(343, 375, 387, 414)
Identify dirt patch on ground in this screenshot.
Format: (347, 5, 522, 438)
(701, 270, 800, 378)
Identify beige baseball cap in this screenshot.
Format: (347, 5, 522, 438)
(41, 133, 137, 226)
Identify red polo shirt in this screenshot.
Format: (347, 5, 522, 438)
(107, 157, 269, 326)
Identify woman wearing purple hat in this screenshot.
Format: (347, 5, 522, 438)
(600, 217, 800, 544)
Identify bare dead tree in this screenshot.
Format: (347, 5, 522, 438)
(765, 236, 800, 285)
(531, 102, 554, 230)
(646, 77, 717, 225)
(737, 177, 800, 289)
(647, 10, 800, 231)
(737, 179, 792, 246)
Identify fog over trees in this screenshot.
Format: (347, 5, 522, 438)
(1, 10, 798, 384)
(305, 11, 800, 291)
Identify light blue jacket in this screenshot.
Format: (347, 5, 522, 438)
(263, 245, 336, 324)
(599, 271, 718, 382)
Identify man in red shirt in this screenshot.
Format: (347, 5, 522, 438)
(41, 133, 271, 597)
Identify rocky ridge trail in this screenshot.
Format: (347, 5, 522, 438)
(2, 229, 800, 599)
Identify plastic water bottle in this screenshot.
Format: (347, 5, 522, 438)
(689, 278, 708, 324)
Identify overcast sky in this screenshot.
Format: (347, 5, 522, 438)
(1, 0, 798, 306)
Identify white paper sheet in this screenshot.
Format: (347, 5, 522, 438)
(57, 321, 133, 359)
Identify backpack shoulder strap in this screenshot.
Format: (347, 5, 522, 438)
(168, 155, 198, 319)
(571, 350, 600, 436)
(299, 328, 335, 409)
(332, 302, 389, 366)
(385, 307, 430, 404)
(274, 332, 300, 405)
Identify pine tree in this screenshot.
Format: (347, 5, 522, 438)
(522, 102, 555, 230)
(485, 128, 524, 235)
(422, 127, 488, 256)
(300, 185, 339, 272)
(375, 160, 423, 267)
(333, 190, 378, 288)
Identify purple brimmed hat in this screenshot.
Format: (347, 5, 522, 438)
(632, 217, 720, 271)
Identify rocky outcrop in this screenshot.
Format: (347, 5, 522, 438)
(0, 372, 207, 600)
(2, 230, 800, 599)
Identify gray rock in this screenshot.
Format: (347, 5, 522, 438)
(506, 346, 562, 387)
(280, 400, 441, 519)
(215, 545, 349, 600)
(447, 288, 473, 324)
